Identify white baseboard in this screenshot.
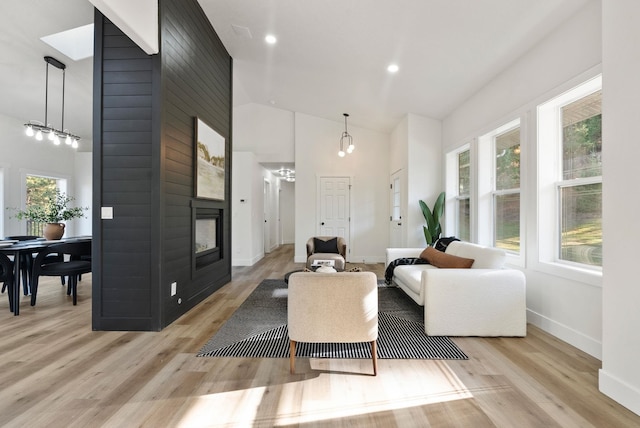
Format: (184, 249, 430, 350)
(232, 253, 264, 267)
(526, 309, 602, 359)
(599, 369, 640, 416)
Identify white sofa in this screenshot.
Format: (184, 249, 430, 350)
(386, 241, 526, 337)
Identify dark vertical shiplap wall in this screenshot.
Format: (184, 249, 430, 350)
(92, 0, 232, 331)
(160, 0, 232, 326)
(92, 13, 158, 330)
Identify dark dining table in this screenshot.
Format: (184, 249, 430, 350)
(0, 236, 92, 315)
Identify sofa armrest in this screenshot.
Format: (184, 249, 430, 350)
(385, 248, 424, 266)
(337, 237, 347, 258)
(422, 269, 526, 336)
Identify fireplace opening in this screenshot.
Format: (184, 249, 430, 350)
(193, 207, 222, 271)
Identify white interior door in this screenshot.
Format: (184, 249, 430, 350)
(263, 180, 270, 253)
(319, 176, 350, 259)
(390, 170, 404, 248)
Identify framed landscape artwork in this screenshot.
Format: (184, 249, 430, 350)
(195, 117, 226, 200)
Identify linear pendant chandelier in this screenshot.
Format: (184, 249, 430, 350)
(24, 56, 80, 149)
(338, 113, 354, 157)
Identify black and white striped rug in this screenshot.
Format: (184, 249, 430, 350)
(197, 279, 468, 360)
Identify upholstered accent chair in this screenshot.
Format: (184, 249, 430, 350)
(287, 271, 379, 375)
(306, 236, 346, 270)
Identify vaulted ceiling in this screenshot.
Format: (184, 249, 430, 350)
(0, 0, 591, 153)
(200, 0, 592, 132)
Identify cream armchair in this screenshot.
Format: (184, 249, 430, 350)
(306, 236, 347, 270)
(287, 271, 378, 375)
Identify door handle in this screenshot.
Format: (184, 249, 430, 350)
(321, 222, 325, 225)
(397, 222, 402, 226)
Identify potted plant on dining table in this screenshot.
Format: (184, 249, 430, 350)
(9, 189, 87, 240)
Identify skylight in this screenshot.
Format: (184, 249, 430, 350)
(41, 24, 94, 61)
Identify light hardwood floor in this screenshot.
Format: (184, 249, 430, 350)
(0, 244, 638, 427)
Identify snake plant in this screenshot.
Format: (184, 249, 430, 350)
(419, 191, 445, 246)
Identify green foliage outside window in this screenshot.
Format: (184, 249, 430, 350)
(494, 128, 521, 252)
(9, 178, 86, 224)
(563, 114, 602, 180)
(560, 92, 602, 266)
(26, 176, 58, 209)
(458, 150, 470, 196)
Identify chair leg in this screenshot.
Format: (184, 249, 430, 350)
(23, 254, 33, 295)
(30, 278, 39, 306)
(5, 279, 14, 312)
(289, 340, 296, 374)
(21, 265, 29, 295)
(71, 275, 78, 305)
(371, 341, 378, 376)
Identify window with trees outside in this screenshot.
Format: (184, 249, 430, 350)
(25, 175, 63, 235)
(538, 75, 602, 269)
(494, 126, 521, 253)
(559, 90, 602, 266)
(457, 149, 471, 241)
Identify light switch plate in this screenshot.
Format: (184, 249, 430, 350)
(101, 207, 113, 219)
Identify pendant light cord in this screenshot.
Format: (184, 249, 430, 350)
(44, 61, 49, 128)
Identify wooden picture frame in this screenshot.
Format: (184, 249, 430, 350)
(195, 117, 226, 200)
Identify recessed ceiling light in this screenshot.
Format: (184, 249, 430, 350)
(387, 64, 399, 73)
(265, 34, 277, 44)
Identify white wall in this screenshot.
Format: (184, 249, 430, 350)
(294, 112, 390, 264)
(261, 168, 280, 253)
(279, 180, 295, 244)
(74, 152, 93, 236)
(0, 113, 87, 238)
(89, 0, 158, 54)
(442, 1, 604, 358)
(231, 151, 282, 265)
(233, 104, 391, 265)
(390, 117, 409, 248)
(407, 114, 442, 248)
(231, 151, 263, 266)
(233, 103, 295, 163)
(443, 1, 602, 148)
(390, 114, 443, 248)
(599, 0, 640, 415)
(231, 103, 294, 265)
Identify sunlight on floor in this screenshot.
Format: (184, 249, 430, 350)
(177, 386, 266, 427)
(177, 360, 472, 427)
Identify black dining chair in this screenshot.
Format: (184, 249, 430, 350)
(4, 235, 66, 295)
(31, 240, 92, 306)
(0, 253, 14, 311)
(4, 235, 41, 295)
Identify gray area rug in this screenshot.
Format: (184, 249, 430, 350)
(197, 279, 468, 360)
